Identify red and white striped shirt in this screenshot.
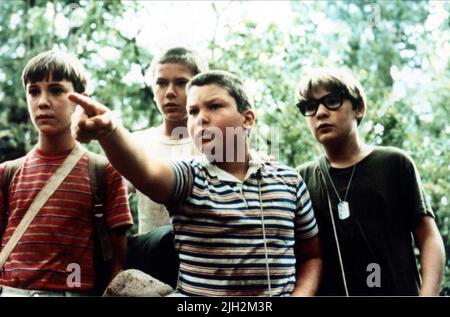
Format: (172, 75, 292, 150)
(0, 148, 132, 291)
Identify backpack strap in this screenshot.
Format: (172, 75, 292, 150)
(87, 152, 113, 262)
(0, 145, 86, 269)
(1, 157, 26, 238)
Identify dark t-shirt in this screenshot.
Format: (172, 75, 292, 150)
(298, 146, 433, 296)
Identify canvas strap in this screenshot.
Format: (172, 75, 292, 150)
(0, 143, 86, 269)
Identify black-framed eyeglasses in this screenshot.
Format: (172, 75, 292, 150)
(296, 91, 349, 117)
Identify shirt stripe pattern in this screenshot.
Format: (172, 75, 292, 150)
(168, 158, 318, 296)
(0, 149, 132, 291)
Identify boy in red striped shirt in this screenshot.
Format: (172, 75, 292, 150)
(0, 50, 133, 296)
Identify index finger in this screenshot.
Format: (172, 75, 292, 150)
(68, 92, 109, 118)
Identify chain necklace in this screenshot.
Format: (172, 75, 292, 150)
(323, 162, 357, 220)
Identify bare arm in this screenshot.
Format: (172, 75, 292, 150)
(414, 216, 445, 296)
(69, 93, 173, 203)
(292, 235, 323, 296)
(107, 227, 128, 282)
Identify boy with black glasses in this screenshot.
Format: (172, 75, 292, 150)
(296, 67, 445, 296)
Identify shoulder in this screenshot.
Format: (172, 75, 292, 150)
(86, 151, 108, 170)
(0, 155, 27, 177)
(370, 146, 416, 167)
(262, 160, 304, 188)
(132, 127, 157, 137)
(85, 151, 122, 183)
(296, 159, 319, 179)
(264, 160, 299, 176)
(131, 127, 158, 143)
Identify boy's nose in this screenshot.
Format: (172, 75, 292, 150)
(166, 83, 176, 98)
(196, 110, 209, 125)
(37, 93, 51, 108)
(315, 103, 329, 119)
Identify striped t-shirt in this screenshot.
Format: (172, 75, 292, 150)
(0, 148, 133, 291)
(168, 152, 318, 296)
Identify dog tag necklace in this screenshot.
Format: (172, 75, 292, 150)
(324, 163, 357, 220)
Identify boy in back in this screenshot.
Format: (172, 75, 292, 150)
(0, 50, 133, 296)
(130, 47, 207, 233)
(127, 47, 208, 288)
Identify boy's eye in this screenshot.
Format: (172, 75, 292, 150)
(156, 80, 168, 87)
(50, 87, 64, 95)
(188, 108, 199, 115)
(28, 88, 40, 96)
(209, 104, 221, 110)
(175, 79, 189, 87)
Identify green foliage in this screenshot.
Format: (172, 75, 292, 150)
(0, 0, 158, 160)
(208, 0, 449, 294)
(0, 0, 448, 294)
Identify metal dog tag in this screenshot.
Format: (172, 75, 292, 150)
(338, 201, 350, 220)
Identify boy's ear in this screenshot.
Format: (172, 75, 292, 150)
(242, 109, 256, 131)
(356, 101, 365, 119)
(81, 92, 89, 97)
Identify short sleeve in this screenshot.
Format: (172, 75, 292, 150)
(295, 174, 319, 240)
(401, 153, 434, 229)
(104, 163, 133, 230)
(166, 160, 195, 215)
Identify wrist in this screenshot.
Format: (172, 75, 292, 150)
(99, 117, 120, 143)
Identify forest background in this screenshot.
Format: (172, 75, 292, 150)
(0, 0, 448, 295)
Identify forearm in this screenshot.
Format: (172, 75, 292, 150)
(418, 237, 445, 296)
(292, 257, 322, 296)
(414, 216, 445, 296)
(99, 125, 146, 181)
(108, 227, 128, 282)
(99, 125, 172, 202)
(69, 92, 173, 202)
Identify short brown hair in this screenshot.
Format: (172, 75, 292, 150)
(187, 70, 253, 113)
(149, 47, 209, 82)
(22, 50, 87, 93)
(296, 67, 367, 125)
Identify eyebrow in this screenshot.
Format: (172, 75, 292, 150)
(156, 76, 190, 81)
(187, 96, 227, 109)
(27, 82, 66, 88)
(47, 83, 66, 88)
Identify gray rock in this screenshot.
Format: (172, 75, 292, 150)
(103, 269, 174, 297)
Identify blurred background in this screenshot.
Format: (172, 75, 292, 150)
(0, 0, 448, 295)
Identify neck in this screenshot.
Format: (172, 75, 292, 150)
(213, 146, 250, 181)
(163, 119, 189, 139)
(323, 133, 371, 168)
(38, 132, 76, 154)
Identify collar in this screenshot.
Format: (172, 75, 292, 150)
(198, 149, 265, 183)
